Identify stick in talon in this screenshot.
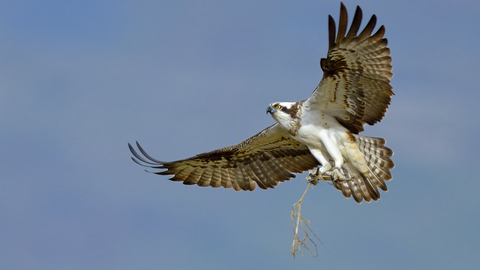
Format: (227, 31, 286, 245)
(307, 167, 320, 185)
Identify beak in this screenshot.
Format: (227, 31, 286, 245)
(266, 106, 275, 114)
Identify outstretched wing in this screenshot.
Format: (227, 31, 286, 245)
(305, 3, 394, 134)
(129, 124, 319, 191)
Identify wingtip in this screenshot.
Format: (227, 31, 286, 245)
(128, 142, 135, 152)
(328, 15, 336, 50)
(135, 141, 167, 164)
(336, 2, 348, 43)
(128, 141, 167, 166)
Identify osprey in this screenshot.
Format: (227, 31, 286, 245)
(129, 3, 394, 203)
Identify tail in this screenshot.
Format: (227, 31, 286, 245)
(332, 135, 395, 203)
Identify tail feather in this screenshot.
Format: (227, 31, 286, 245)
(347, 179, 364, 203)
(333, 180, 352, 198)
(332, 134, 394, 203)
(367, 168, 388, 191)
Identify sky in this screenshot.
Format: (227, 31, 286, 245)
(1, 0, 479, 269)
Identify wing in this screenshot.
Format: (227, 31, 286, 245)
(129, 124, 320, 191)
(304, 3, 394, 134)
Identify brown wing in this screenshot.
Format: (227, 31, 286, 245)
(129, 124, 320, 191)
(305, 3, 394, 134)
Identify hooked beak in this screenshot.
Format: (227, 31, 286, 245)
(266, 106, 275, 114)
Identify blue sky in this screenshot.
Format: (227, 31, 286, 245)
(1, 0, 479, 269)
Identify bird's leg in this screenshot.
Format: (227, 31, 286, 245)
(307, 164, 334, 185)
(307, 148, 334, 183)
(319, 163, 332, 174)
(318, 129, 349, 179)
(331, 167, 352, 181)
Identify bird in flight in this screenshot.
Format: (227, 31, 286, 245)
(129, 2, 394, 203)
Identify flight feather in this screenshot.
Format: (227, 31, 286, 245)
(306, 3, 393, 134)
(129, 124, 320, 191)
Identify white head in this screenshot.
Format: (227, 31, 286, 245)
(266, 102, 299, 129)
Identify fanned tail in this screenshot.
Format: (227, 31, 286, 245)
(332, 134, 394, 203)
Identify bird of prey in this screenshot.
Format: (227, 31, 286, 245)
(129, 3, 394, 203)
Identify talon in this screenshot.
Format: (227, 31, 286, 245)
(330, 167, 353, 181)
(320, 170, 332, 181)
(307, 168, 320, 185)
(307, 167, 322, 185)
(331, 167, 344, 181)
(307, 176, 319, 185)
(307, 168, 319, 177)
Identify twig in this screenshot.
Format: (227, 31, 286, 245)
(291, 182, 322, 258)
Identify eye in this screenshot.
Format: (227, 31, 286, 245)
(275, 104, 281, 109)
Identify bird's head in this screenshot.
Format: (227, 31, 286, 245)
(266, 102, 298, 127)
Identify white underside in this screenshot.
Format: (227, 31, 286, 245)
(268, 102, 369, 179)
(293, 112, 368, 178)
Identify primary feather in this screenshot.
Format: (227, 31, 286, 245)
(129, 3, 395, 203)
(129, 124, 320, 191)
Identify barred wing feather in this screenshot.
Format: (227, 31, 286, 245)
(129, 124, 320, 191)
(305, 3, 394, 134)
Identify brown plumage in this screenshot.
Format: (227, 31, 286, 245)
(311, 3, 393, 134)
(129, 124, 320, 191)
(330, 134, 394, 203)
(129, 3, 395, 203)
